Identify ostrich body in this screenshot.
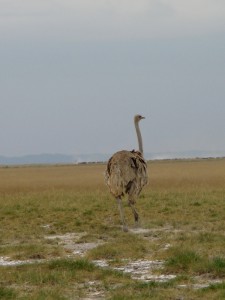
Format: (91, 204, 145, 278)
(105, 115, 148, 231)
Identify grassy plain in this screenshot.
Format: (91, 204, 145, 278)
(0, 158, 225, 299)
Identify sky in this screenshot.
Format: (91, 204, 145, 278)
(1, 0, 225, 157)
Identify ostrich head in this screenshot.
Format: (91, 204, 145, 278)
(133, 114, 145, 155)
(134, 114, 145, 123)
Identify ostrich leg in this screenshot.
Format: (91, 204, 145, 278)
(116, 197, 128, 232)
(128, 199, 139, 227)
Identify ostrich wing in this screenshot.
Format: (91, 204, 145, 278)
(105, 150, 148, 198)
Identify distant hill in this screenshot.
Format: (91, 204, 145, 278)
(0, 150, 224, 166)
(0, 154, 74, 165)
(148, 150, 225, 160)
(0, 153, 111, 165)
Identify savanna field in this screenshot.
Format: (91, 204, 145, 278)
(1, 159, 225, 299)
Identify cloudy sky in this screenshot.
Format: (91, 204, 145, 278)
(1, 0, 225, 157)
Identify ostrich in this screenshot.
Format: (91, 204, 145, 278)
(105, 115, 148, 231)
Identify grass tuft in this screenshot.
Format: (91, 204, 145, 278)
(87, 233, 149, 260)
(207, 257, 225, 276)
(165, 248, 203, 273)
(49, 258, 95, 272)
(0, 287, 16, 299)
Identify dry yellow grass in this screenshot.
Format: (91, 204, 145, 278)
(0, 164, 105, 193)
(1, 158, 224, 193)
(150, 158, 225, 190)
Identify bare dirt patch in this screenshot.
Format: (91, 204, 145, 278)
(1, 229, 224, 292)
(93, 259, 176, 282)
(0, 256, 45, 267)
(45, 232, 105, 257)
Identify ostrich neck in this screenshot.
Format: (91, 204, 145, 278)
(135, 121, 143, 155)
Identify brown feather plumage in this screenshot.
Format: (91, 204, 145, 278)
(105, 150, 148, 200)
(105, 115, 148, 231)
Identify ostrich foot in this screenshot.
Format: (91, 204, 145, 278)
(134, 219, 141, 229)
(122, 225, 129, 232)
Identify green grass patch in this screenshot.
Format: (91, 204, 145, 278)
(165, 247, 225, 278)
(49, 258, 95, 272)
(87, 232, 149, 260)
(165, 248, 203, 273)
(0, 242, 64, 261)
(207, 257, 225, 276)
(1, 161, 225, 299)
(0, 287, 16, 299)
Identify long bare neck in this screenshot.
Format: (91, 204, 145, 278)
(135, 120, 143, 155)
